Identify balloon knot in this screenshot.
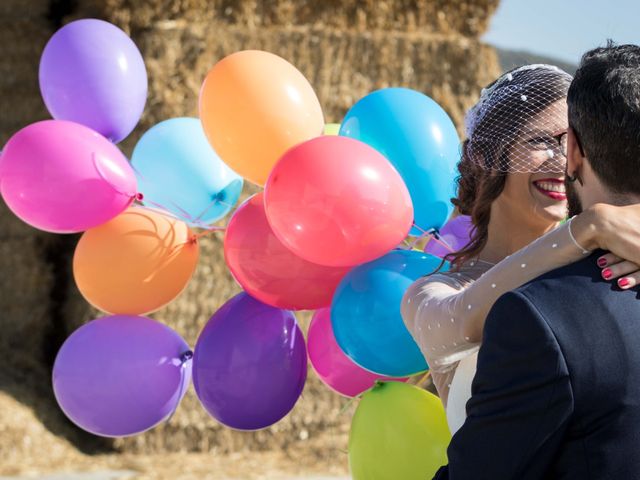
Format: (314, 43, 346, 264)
(135, 192, 144, 201)
(180, 350, 193, 364)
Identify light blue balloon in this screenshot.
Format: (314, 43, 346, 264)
(340, 88, 460, 234)
(131, 118, 243, 226)
(331, 249, 448, 377)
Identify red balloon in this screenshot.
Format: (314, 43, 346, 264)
(264, 136, 413, 267)
(224, 193, 350, 310)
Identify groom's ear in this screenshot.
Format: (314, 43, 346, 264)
(566, 127, 584, 177)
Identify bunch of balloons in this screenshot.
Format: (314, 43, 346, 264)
(0, 16, 464, 478)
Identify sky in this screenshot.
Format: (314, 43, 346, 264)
(482, 0, 640, 65)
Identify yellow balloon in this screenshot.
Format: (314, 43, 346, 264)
(323, 123, 340, 135)
(349, 381, 451, 480)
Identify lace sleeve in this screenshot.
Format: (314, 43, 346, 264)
(401, 219, 590, 374)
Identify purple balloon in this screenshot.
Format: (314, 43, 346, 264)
(424, 215, 472, 258)
(39, 19, 147, 143)
(193, 293, 307, 430)
(52, 316, 192, 437)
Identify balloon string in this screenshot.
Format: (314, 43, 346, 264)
(411, 222, 456, 253)
(92, 153, 138, 198)
(165, 350, 193, 424)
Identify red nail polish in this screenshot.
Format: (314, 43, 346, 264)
(603, 268, 612, 280)
(598, 258, 608, 267)
(619, 278, 630, 288)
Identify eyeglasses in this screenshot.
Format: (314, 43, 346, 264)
(523, 130, 568, 157)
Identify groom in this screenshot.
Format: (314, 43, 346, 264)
(434, 43, 640, 479)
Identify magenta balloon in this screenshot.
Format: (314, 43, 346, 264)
(52, 315, 192, 438)
(308, 309, 407, 397)
(423, 215, 472, 258)
(193, 293, 307, 430)
(39, 19, 147, 143)
(0, 120, 137, 233)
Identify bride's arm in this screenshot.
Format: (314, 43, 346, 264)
(402, 203, 640, 372)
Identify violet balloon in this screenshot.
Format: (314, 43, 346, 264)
(39, 19, 147, 143)
(52, 315, 192, 438)
(423, 215, 472, 258)
(193, 293, 307, 430)
(0, 120, 137, 233)
(308, 309, 407, 398)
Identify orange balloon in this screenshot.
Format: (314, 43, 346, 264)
(199, 50, 324, 186)
(73, 207, 199, 315)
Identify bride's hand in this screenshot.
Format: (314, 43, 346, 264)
(572, 203, 640, 289)
(597, 253, 640, 289)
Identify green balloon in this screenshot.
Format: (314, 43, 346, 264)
(349, 381, 451, 479)
(323, 123, 341, 136)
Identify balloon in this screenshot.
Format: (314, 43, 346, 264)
(264, 136, 413, 267)
(52, 315, 192, 437)
(224, 193, 349, 310)
(446, 352, 477, 435)
(323, 123, 340, 135)
(131, 118, 243, 226)
(349, 381, 451, 480)
(332, 250, 445, 377)
(73, 207, 199, 315)
(341, 88, 460, 234)
(39, 19, 147, 143)
(199, 50, 324, 185)
(193, 293, 307, 430)
(0, 120, 137, 233)
(308, 309, 407, 397)
(424, 215, 472, 258)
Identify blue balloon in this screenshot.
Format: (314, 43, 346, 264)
(340, 88, 460, 234)
(131, 118, 243, 226)
(331, 249, 447, 377)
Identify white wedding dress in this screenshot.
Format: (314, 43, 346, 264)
(401, 221, 591, 434)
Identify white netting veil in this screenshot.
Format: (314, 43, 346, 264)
(464, 64, 573, 174)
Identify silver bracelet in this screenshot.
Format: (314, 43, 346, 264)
(567, 216, 591, 255)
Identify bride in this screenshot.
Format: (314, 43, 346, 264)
(401, 64, 640, 433)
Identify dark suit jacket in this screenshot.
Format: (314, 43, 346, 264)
(434, 251, 640, 479)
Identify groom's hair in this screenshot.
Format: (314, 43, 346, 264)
(568, 41, 640, 194)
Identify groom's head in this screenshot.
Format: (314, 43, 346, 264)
(565, 42, 640, 216)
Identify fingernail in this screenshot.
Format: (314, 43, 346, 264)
(602, 268, 612, 280)
(597, 257, 608, 267)
(619, 278, 630, 288)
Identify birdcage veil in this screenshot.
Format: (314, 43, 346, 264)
(464, 64, 573, 174)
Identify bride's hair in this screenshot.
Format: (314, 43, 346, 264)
(446, 65, 572, 267)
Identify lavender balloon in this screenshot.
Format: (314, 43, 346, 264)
(424, 215, 472, 258)
(53, 316, 192, 437)
(39, 19, 147, 143)
(193, 293, 307, 430)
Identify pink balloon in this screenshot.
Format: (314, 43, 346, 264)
(224, 193, 350, 310)
(308, 309, 407, 398)
(0, 120, 137, 233)
(264, 136, 413, 267)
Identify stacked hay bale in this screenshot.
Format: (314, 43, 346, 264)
(0, 0, 501, 466)
(62, 0, 501, 456)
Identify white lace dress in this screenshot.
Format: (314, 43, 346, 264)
(401, 220, 590, 433)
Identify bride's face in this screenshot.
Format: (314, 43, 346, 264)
(497, 100, 569, 226)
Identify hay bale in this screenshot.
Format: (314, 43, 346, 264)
(71, 0, 500, 37)
(126, 24, 498, 137)
(0, 19, 51, 145)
